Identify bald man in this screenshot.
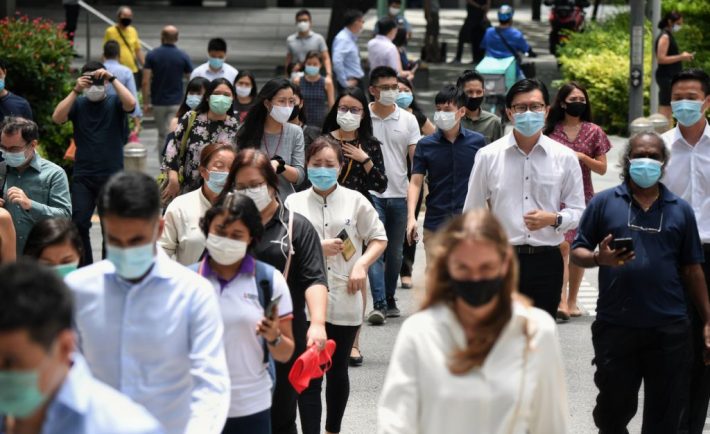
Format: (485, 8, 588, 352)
(142, 25, 194, 154)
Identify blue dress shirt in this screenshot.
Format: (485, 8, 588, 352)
(65, 248, 230, 434)
(104, 59, 143, 117)
(332, 28, 364, 88)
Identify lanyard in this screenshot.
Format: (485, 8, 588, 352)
(335, 135, 360, 183)
(263, 129, 284, 158)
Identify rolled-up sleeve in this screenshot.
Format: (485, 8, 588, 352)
(557, 154, 585, 233)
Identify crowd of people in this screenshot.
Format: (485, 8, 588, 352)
(0, 3, 709, 434)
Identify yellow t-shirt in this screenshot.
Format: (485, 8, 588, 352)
(104, 25, 141, 73)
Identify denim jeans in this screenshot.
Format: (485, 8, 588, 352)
(367, 197, 407, 307)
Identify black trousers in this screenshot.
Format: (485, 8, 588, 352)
(591, 319, 691, 434)
(64, 4, 80, 42)
(516, 248, 563, 318)
(298, 322, 359, 434)
(271, 315, 307, 434)
(71, 175, 111, 266)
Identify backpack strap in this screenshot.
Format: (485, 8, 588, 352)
(283, 208, 295, 280)
(114, 25, 141, 67)
(494, 27, 522, 64)
(254, 260, 275, 364)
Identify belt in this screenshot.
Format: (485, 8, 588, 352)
(514, 244, 560, 255)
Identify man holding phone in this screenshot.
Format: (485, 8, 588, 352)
(571, 132, 710, 433)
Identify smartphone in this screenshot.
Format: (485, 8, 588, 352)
(337, 228, 356, 262)
(264, 294, 283, 319)
(610, 237, 634, 252)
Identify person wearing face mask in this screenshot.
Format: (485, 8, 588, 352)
(571, 132, 710, 433)
(293, 51, 335, 128)
(64, 171, 230, 434)
(104, 6, 145, 85)
(0, 59, 33, 124)
(191, 38, 239, 84)
(168, 76, 210, 134)
(286, 138, 387, 434)
(373, 0, 413, 40)
(159, 143, 236, 266)
(52, 62, 136, 266)
(543, 82, 611, 321)
(233, 71, 258, 124)
(217, 149, 329, 434)
(406, 85, 486, 262)
(24, 218, 83, 279)
(367, 17, 414, 82)
(163, 78, 239, 200)
(661, 69, 710, 434)
(286, 9, 333, 80)
(457, 70, 502, 144)
(464, 79, 585, 319)
(0, 117, 71, 257)
(237, 78, 306, 202)
(378, 209, 569, 434)
(332, 10, 366, 91)
(655, 11, 694, 122)
(0, 260, 164, 434)
(197, 192, 295, 434)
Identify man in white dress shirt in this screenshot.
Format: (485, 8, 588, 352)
(661, 68, 710, 434)
(463, 79, 585, 318)
(65, 171, 230, 434)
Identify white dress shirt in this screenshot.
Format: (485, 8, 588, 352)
(159, 187, 210, 265)
(190, 61, 239, 83)
(463, 132, 585, 246)
(367, 34, 400, 72)
(65, 248, 230, 434)
(662, 121, 710, 243)
(378, 301, 569, 434)
(285, 185, 387, 325)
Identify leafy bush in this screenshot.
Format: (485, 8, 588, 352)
(0, 14, 74, 165)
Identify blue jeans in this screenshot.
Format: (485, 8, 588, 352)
(368, 197, 407, 307)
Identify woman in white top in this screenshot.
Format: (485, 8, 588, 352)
(198, 191, 295, 434)
(285, 137, 387, 434)
(159, 143, 236, 265)
(378, 209, 569, 434)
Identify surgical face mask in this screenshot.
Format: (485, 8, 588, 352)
(513, 110, 545, 137)
(389, 6, 400, 16)
(378, 89, 398, 106)
(297, 21, 310, 33)
(396, 92, 413, 109)
(564, 101, 586, 118)
(270, 104, 294, 124)
(671, 99, 704, 127)
(208, 57, 225, 70)
(185, 94, 202, 109)
(206, 171, 228, 194)
(238, 184, 272, 211)
(106, 241, 156, 280)
(672, 24, 682, 32)
(0, 369, 46, 418)
(336, 111, 361, 132)
(433, 111, 458, 131)
(209, 94, 233, 115)
(304, 65, 320, 76)
(308, 167, 339, 191)
(235, 85, 252, 98)
(0, 78, 5, 93)
(86, 85, 106, 102)
(451, 276, 504, 307)
(2, 148, 28, 168)
(629, 158, 663, 189)
(53, 262, 79, 279)
(206, 234, 247, 266)
(466, 96, 484, 111)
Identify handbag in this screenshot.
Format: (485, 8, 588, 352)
(157, 111, 197, 208)
(494, 27, 536, 78)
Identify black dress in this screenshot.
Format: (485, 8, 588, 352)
(655, 29, 682, 106)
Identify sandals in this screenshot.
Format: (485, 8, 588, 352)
(349, 347, 363, 367)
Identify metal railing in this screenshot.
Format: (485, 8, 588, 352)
(77, 0, 153, 60)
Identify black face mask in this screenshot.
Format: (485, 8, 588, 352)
(564, 102, 586, 118)
(466, 96, 484, 112)
(451, 277, 504, 307)
(119, 17, 132, 27)
(289, 105, 301, 121)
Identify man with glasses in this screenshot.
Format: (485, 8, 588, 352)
(464, 78, 584, 318)
(571, 132, 710, 433)
(457, 70, 503, 144)
(0, 117, 71, 255)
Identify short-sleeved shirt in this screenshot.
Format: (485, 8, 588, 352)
(104, 25, 141, 73)
(572, 182, 705, 328)
(369, 104, 422, 199)
(286, 31, 328, 64)
(144, 44, 194, 106)
(69, 95, 128, 177)
(460, 110, 503, 145)
(413, 127, 486, 231)
(0, 91, 33, 122)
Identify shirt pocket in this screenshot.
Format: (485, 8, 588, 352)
(532, 171, 563, 206)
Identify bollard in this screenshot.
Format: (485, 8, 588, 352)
(123, 134, 148, 173)
(648, 113, 671, 134)
(629, 117, 654, 136)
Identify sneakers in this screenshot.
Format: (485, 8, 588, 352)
(386, 297, 401, 318)
(367, 305, 387, 325)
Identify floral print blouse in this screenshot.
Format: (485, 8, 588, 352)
(164, 111, 240, 193)
(328, 133, 388, 201)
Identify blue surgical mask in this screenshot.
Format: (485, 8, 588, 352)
(304, 65, 320, 76)
(629, 157, 663, 188)
(0, 369, 46, 418)
(0, 79, 5, 92)
(671, 99, 704, 127)
(209, 94, 233, 115)
(2, 149, 28, 167)
(308, 167, 339, 191)
(208, 57, 225, 70)
(513, 110, 545, 137)
(106, 242, 156, 280)
(396, 92, 413, 109)
(206, 171, 228, 194)
(53, 262, 79, 279)
(186, 94, 202, 109)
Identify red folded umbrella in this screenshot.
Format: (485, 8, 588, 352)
(288, 340, 337, 394)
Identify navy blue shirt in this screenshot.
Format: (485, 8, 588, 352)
(144, 44, 193, 106)
(69, 95, 128, 177)
(0, 91, 33, 122)
(412, 126, 486, 231)
(573, 182, 704, 328)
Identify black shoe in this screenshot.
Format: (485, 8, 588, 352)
(386, 297, 401, 318)
(349, 348, 363, 367)
(367, 305, 387, 325)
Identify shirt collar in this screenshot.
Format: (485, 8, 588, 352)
(369, 102, 401, 121)
(504, 131, 549, 154)
(199, 254, 255, 289)
(345, 27, 358, 41)
(671, 119, 710, 148)
(614, 182, 678, 204)
(297, 30, 313, 39)
(433, 125, 466, 142)
(374, 34, 392, 43)
(29, 152, 42, 171)
(308, 184, 340, 204)
(47, 354, 92, 418)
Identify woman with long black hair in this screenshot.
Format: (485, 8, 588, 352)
(655, 11, 693, 121)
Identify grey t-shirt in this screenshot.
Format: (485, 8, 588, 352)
(286, 31, 328, 64)
(461, 110, 504, 145)
(260, 122, 305, 202)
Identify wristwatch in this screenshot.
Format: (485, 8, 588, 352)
(552, 213, 563, 229)
(272, 156, 286, 174)
(108, 75, 116, 83)
(267, 333, 282, 347)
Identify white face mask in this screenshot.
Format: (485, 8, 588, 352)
(433, 111, 458, 131)
(270, 104, 294, 124)
(297, 21, 310, 33)
(336, 111, 362, 132)
(378, 89, 398, 106)
(235, 86, 252, 98)
(206, 234, 247, 266)
(389, 7, 400, 16)
(672, 24, 682, 32)
(86, 85, 106, 102)
(238, 184, 272, 212)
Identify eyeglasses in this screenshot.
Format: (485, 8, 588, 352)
(510, 103, 546, 114)
(373, 85, 399, 92)
(627, 202, 663, 233)
(337, 106, 363, 115)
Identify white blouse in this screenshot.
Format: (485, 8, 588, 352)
(285, 185, 387, 326)
(378, 301, 569, 434)
(159, 188, 210, 265)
